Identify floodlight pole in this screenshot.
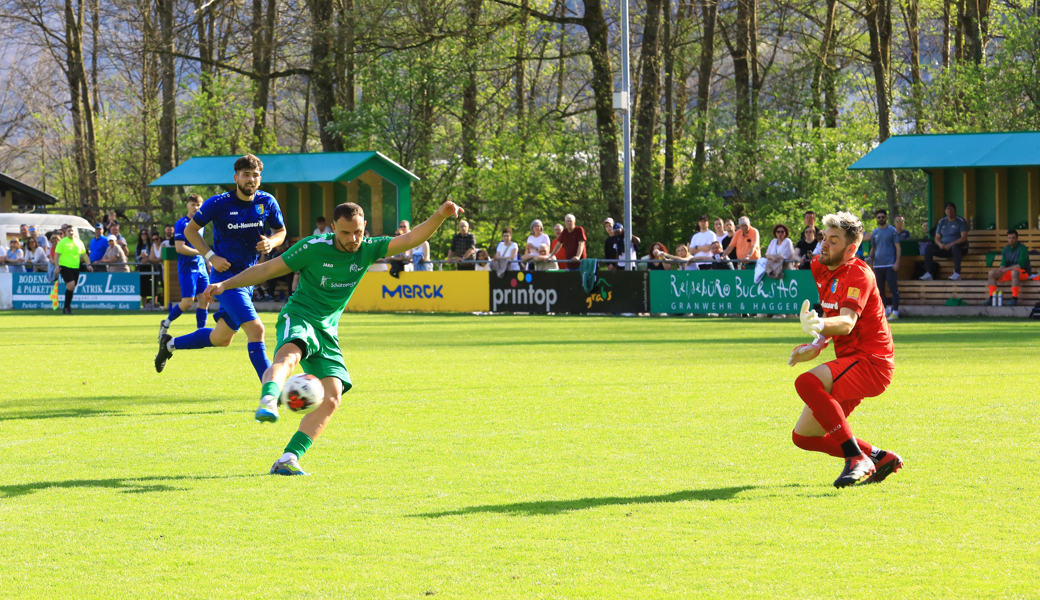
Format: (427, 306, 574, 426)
(620, 0, 633, 270)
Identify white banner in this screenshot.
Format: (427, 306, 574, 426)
(0, 273, 11, 309)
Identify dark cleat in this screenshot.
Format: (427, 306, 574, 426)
(1005, 297, 1018, 307)
(834, 454, 876, 488)
(155, 334, 173, 373)
(865, 450, 904, 484)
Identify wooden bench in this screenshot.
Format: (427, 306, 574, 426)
(897, 280, 1040, 305)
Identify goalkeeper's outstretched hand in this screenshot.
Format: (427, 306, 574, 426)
(799, 299, 823, 338)
(788, 335, 830, 367)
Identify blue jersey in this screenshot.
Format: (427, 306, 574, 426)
(192, 190, 285, 282)
(173, 216, 206, 275)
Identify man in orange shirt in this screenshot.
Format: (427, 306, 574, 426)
(722, 216, 761, 265)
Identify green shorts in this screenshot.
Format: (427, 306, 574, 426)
(275, 312, 353, 392)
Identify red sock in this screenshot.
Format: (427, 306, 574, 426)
(794, 372, 857, 454)
(1013, 286, 1020, 298)
(792, 433, 875, 458)
(989, 285, 997, 296)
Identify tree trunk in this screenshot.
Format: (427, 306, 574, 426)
(811, 0, 837, 130)
(515, 0, 528, 120)
(307, 0, 343, 151)
(725, 0, 758, 187)
(633, 0, 664, 232)
(865, 0, 898, 215)
(662, 0, 674, 191)
(900, 0, 922, 133)
(342, 0, 355, 111)
(941, 0, 951, 67)
(64, 0, 90, 209)
(694, 0, 717, 170)
(90, 0, 99, 115)
(300, 76, 311, 152)
(159, 0, 176, 212)
(960, 0, 988, 65)
(251, 0, 276, 146)
(954, 0, 963, 62)
(584, 0, 622, 216)
(461, 0, 481, 206)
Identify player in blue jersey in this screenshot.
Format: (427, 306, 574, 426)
(154, 154, 286, 381)
(158, 194, 211, 340)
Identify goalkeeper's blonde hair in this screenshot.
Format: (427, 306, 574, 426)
(822, 211, 864, 246)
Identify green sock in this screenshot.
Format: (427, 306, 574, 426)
(261, 381, 281, 399)
(284, 431, 313, 459)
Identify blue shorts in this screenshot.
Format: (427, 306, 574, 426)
(178, 270, 210, 299)
(213, 286, 258, 331)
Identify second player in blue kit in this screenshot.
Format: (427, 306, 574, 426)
(154, 154, 286, 380)
(158, 194, 211, 340)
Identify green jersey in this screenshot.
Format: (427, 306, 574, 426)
(280, 234, 392, 329)
(55, 237, 86, 268)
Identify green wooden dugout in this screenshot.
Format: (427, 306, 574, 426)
(849, 131, 1040, 231)
(149, 152, 420, 239)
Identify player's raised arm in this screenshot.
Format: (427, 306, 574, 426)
(385, 201, 464, 257)
(203, 257, 292, 302)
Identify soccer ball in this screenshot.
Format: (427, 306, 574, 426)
(281, 374, 324, 414)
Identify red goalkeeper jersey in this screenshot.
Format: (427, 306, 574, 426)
(811, 256, 894, 368)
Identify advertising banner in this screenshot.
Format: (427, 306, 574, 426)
(650, 270, 819, 314)
(0, 273, 11, 309)
(488, 271, 649, 314)
(12, 272, 141, 310)
(345, 271, 490, 312)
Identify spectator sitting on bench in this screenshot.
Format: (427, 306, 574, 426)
(987, 229, 1031, 306)
(893, 215, 911, 240)
(921, 202, 968, 281)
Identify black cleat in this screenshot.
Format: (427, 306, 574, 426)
(834, 454, 876, 488)
(155, 334, 173, 373)
(865, 450, 904, 484)
(1005, 297, 1018, 306)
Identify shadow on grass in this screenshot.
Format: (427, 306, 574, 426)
(413, 485, 757, 518)
(0, 408, 229, 422)
(0, 474, 258, 499)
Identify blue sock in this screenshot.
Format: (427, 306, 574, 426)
(196, 308, 208, 329)
(173, 328, 214, 350)
(247, 342, 271, 382)
(168, 304, 183, 322)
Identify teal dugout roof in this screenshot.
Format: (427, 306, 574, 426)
(148, 151, 419, 187)
(848, 131, 1040, 170)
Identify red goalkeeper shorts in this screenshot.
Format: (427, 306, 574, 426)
(824, 356, 894, 416)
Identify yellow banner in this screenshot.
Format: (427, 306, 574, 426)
(345, 271, 490, 312)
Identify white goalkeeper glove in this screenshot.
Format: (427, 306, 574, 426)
(788, 335, 830, 367)
(799, 299, 824, 339)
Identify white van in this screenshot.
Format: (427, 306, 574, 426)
(0, 213, 94, 247)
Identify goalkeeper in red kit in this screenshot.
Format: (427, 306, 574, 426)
(788, 211, 904, 488)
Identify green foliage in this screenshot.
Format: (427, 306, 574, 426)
(180, 74, 260, 158)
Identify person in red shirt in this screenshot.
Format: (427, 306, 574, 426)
(788, 211, 903, 488)
(548, 214, 587, 271)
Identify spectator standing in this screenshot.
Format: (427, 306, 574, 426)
(603, 217, 615, 239)
(103, 211, 118, 233)
(162, 224, 176, 247)
(89, 224, 109, 272)
(804, 210, 822, 237)
(100, 235, 131, 273)
(447, 220, 477, 270)
(551, 223, 566, 266)
(0, 241, 6, 273)
(387, 228, 413, 277)
(893, 215, 910, 240)
(657, 244, 699, 270)
(721, 217, 761, 265)
(987, 229, 1030, 306)
(710, 241, 734, 270)
(109, 223, 129, 256)
(764, 224, 794, 278)
(795, 226, 817, 270)
(526, 220, 551, 256)
(922, 202, 969, 280)
(869, 209, 901, 319)
(399, 220, 411, 233)
(494, 227, 520, 271)
(723, 219, 738, 260)
(312, 216, 332, 235)
(688, 215, 718, 269)
(25, 237, 48, 272)
(714, 218, 729, 249)
(46, 234, 60, 280)
(5, 239, 25, 272)
(17, 224, 30, 245)
(547, 214, 587, 271)
(411, 238, 432, 271)
(648, 242, 671, 270)
(605, 222, 639, 270)
(473, 248, 491, 271)
(29, 226, 49, 251)
(54, 227, 92, 314)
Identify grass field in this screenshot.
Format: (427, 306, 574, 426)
(1, 311, 1037, 599)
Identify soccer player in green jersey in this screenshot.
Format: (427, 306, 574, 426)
(203, 199, 464, 475)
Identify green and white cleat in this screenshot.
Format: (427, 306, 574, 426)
(254, 395, 279, 423)
(270, 454, 309, 476)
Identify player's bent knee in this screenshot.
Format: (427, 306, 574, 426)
(794, 371, 825, 397)
(323, 395, 342, 412)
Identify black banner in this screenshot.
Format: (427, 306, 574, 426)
(488, 270, 648, 314)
